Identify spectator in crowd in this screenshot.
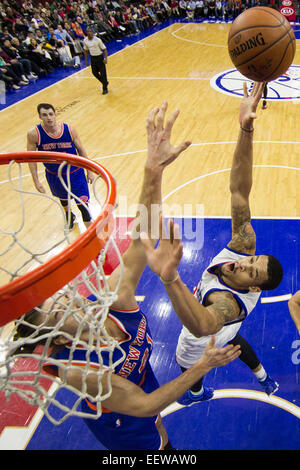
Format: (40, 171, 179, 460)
(186, 0, 196, 18)
(0, 54, 25, 89)
(63, 22, 85, 51)
(92, 7, 116, 41)
(0, 66, 20, 90)
(27, 37, 55, 73)
(0, 47, 29, 86)
(208, 0, 216, 17)
(0, 41, 32, 83)
(179, 0, 187, 16)
(71, 20, 86, 40)
(170, 1, 180, 16)
(216, 0, 224, 16)
(10, 36, 42, 77)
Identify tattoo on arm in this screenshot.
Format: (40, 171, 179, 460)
(208, 294, 240, 331)
(231, 204, 251, 234)
(228, 204, 256, 253)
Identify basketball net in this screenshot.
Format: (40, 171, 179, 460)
(0, 153, 125, 425)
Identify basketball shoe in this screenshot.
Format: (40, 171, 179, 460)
(177, 386, 214, 406)
(258, 375, 279, 395)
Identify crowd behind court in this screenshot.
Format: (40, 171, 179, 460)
(0, 0, 282, 94)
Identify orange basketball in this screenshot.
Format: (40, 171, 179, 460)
(228, 7, 296, 82)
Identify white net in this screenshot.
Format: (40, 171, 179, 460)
(0, 155, 124, 425)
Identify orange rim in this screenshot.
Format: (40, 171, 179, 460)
(0, 151, 117, 325)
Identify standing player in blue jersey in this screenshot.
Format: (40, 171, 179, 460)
(27, 103, 94, 230)
(15, 102, 241, 450)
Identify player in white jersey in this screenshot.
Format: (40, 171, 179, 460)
(176, 246, 261, 370)
(288, 290, 300, 334)
(141, 82, 283, 405)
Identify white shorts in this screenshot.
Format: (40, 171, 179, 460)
(176, 322, 241, 369)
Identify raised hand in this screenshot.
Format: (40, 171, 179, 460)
(146, 101, 191, 171)
(140, 214, 183, 283)
(239, 81, 265, 129)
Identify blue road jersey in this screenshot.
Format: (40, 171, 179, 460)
(50, 306, 163, 450)
(35, 123, 89, 202)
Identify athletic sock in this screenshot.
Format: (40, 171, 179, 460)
(254, 366, 267, 382)
(190, 386, 204, 397)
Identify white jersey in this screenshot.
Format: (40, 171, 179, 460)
(83, 36, 106, 56)
(176, 247, 261, 368)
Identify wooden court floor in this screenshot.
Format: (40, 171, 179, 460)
(1, 22, 300, 221)
(0, 21, 299, 450)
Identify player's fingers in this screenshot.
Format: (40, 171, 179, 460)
(156, 101, 168, 131)
(175, 140, 192, 156)
(221, 344, 234, 353)
(243, 81, 248, 97)
(146, 106, 159, 133)
(164, 108, 179, 137)
(140, 231, 152, 253)
(229, 347, 242, 360)
(175, 242, 184, 263)
(159, 213, 168, 240)
(168, 218, 174, 244)
(250, 81, 258, 95)
(168, 220, 181, 244)
(173, 222, 181, 243)
(251, 82, 264, 104)
(226, 345, 241, 359)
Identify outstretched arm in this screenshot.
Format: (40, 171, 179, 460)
(228, 81, 265, 255)
(62, 337, 241, 417)
(141, 216, 240, 336)
(108, 102, 191, 310)
(288, 291, 300, 334)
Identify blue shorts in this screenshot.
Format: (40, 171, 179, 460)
(45, 167, 89, 203)
(81, 365, 162, 450)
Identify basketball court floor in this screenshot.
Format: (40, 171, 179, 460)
(0, 16, 299, 451)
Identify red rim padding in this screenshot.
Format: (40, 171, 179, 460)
(0, 152, 117, 325)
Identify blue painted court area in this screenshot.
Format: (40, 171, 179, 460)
(26, 218, 300, 450)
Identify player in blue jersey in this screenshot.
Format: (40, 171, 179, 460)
(27, 103, 94, 230)
(15, 102, 241, 450)
(141, 82, 283, 405)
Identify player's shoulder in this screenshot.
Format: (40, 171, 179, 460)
(27, 125, 38, 139)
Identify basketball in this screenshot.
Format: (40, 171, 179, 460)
(228, 7, 296, 82)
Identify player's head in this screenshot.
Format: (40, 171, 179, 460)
(37, 103, 55, 116)
(37, 103, 56, 125)
(13, 306, 48, 354)
(86, 27, 94, 39)
(13, 297, 88, 354)
(221, 254, 283, 292)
